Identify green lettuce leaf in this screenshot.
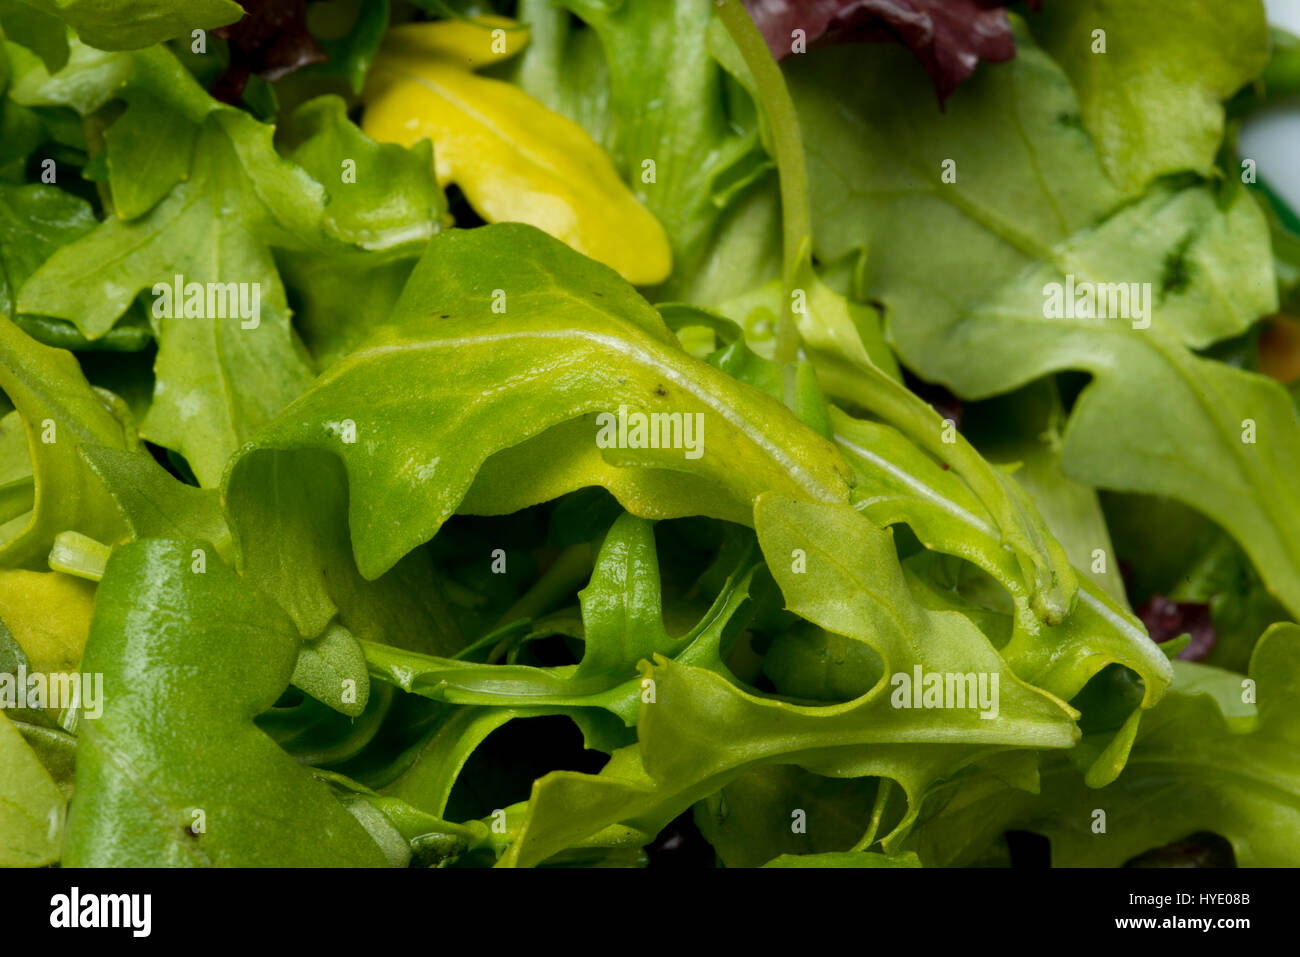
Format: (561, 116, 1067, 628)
(0, 0, 68, 73)
(762, 850, 920, 868)
(276, 94, 445, 366)
(0, 179, 147, 352)
(961, 380, 1127, 604)
(499, 496, 1088, 866)
(1031, 0, 1270, 191)
(832, 403, 1172, 726)
(0, 709, 64, 866)
(694, 764, 882, 867)
(0, 316, 132, 566)
(792, 26, 1300, 621)
(13, 43, 443, 484)
(76, 443, 230, 555)
(507, 0, 773, 301)
(903, 623, 1300, 866)
(358, 512, 760, 724)
(65, 538, 391, 866)
(14, 0, 243, 52)
(225, 448, 464, 657)
(676, 282, 1077, 628)
(0, 182, 96, 333)
(10, 41, 316, 484)
(225, 223, 854, 582)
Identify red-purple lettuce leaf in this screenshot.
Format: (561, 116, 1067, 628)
(743, 0, 1038, 103)
(213, 0, 326, 103)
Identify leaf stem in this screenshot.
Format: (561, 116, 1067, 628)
(47, 531, 110, 582)
(850, 777, 895, 852)
(492, 543, 593, 632)
(716, 0, 809, 367)
(715, 1, 1076, 625)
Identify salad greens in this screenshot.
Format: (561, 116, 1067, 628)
(0, 0, 1296, 869)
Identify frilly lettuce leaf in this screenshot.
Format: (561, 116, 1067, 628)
(499, 494, 1084, 867)
(11, 0, 242, 53)
(225, 223, 854, 581)
(358, 512, 760, 724)
(902, 623, 1300, 866)
(225, 448, 463, 657)
(209, 221, 1173, 866)
(694, 764, 881, 867)
(494, 488, 1173, 865)
(960, 380, 1127, 604)
(12, 41, 443, 484)
(76, 443, 231, 556)
(707, 266, 1079, 627)
(277, 94, 446, 366)
(507, 0, 774, 301)
(283, 94, 445, 253)
(792, 23, 1300, 622)
(1031, 0, 1270, 191)
(0, 316, 132, 566)
(0, 182, 102, 349)
(833, 406, 1172, 719)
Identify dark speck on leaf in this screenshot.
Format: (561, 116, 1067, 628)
(1057, 112, 1087, 133)
(1161, 236, 1195, 296)
(1162, 255, 1191, 296)
(654, 385, 667, 397)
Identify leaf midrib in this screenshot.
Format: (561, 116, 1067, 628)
(339, 326, 847, 503)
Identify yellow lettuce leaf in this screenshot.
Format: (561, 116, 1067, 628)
(362, 24, 671, 285)
(0, 569, 95, 674)
(382, 17, 528, 70)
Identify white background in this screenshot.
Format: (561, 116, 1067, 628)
(1241, 0, 1300, 211)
